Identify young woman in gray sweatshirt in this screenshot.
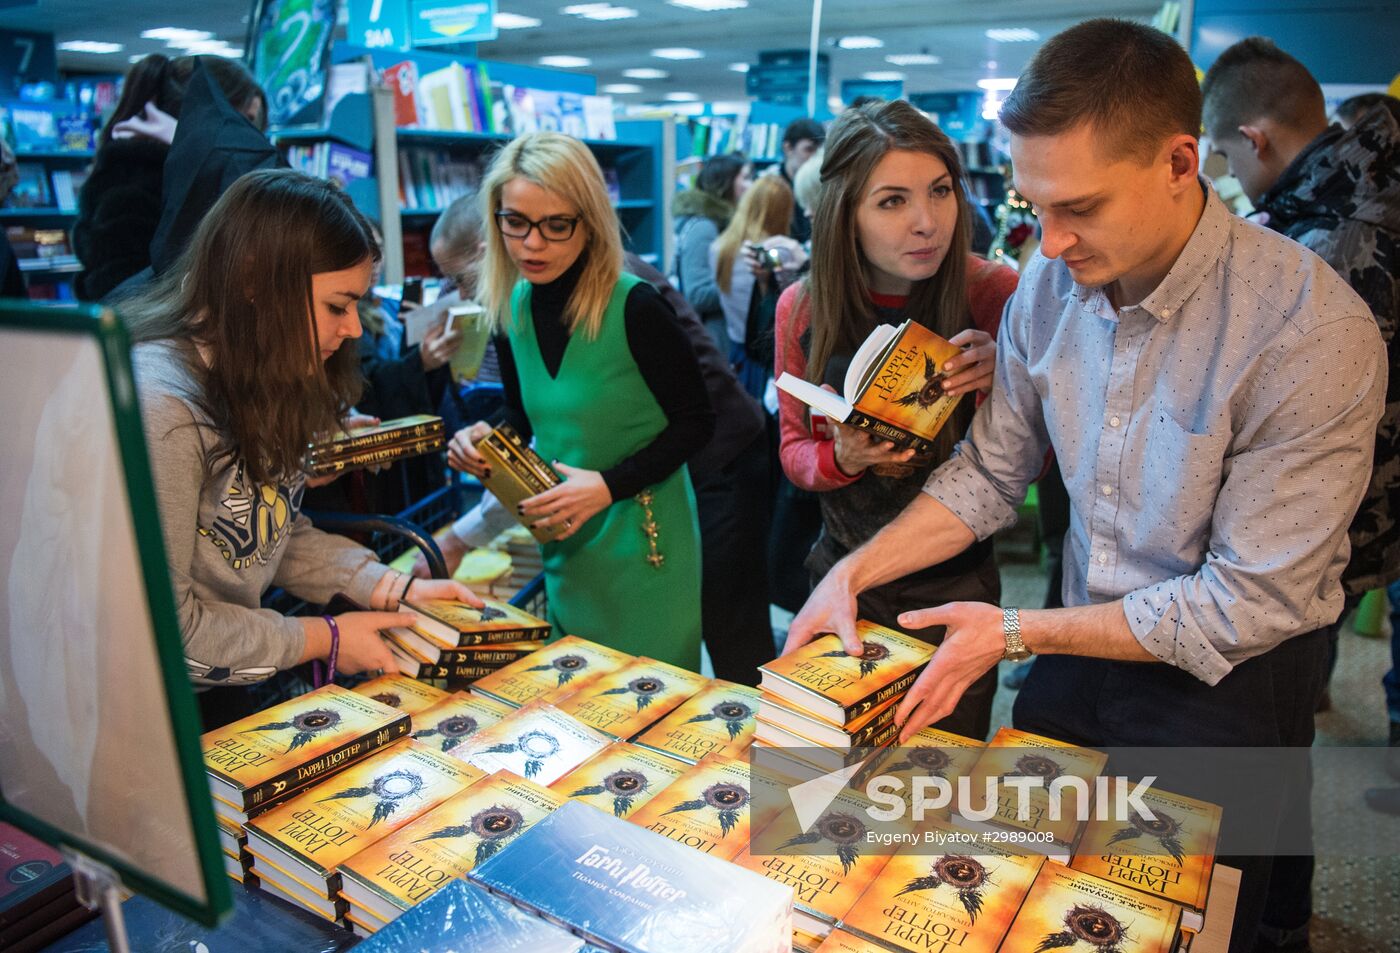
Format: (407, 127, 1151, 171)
(125, 170, 477, 707)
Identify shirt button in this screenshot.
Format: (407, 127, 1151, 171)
(1161, 309, 1171, 319)
(1102, 484, 1114, 496)
(1098, 553, 1108, 565)
(1109, 416, 1121, 428)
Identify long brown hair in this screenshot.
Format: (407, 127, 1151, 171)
(714, 174, 794, 293)
(124, 169, 378, 484)
(803, 100, 973, 462)
(101, 54, 268, 146)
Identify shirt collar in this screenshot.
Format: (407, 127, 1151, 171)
(1071, 178, 1229, 324)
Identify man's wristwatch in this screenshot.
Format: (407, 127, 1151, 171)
(1002, 607, 1032, 661)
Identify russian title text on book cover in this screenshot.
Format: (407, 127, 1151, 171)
(408, 692, 513, 752)
(635, 679, 762, 763)
(472, 635, 633, 708)
(339, 769, 565, 925)
(245, 740, 484, 891)
(448, 701, 612, 785)
(627, 755, 784, 861)
(838, 827, 1044, 953)
(760, 623, 934, 724)
(998, 861, 1181, 953)
(470, 800, 793, 953)
(550, 741, 686, 819)
(552, 657, 710, 740)
(1070, 779, 1221, 931)
(203, 684, 410, 814)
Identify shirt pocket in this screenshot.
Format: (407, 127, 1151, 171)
(1138, 406, 1231, 542)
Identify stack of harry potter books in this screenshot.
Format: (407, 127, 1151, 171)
(385, 595, 550, 687)
(307, 414, 445, 477)
(202, 631, 1222, 953)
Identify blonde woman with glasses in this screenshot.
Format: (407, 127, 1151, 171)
(445, 133, 714, 668)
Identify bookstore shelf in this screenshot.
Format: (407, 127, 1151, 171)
(11, 150, 94, 162)
(17, 256, 81, 273)
(0, 208, 78, 220)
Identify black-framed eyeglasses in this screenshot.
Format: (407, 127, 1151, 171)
(495, 210, 582, 242)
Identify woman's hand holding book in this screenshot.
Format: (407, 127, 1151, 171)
(447, 421, 494, 477)
(520, 462, 612, 541)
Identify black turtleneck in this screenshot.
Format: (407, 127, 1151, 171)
(493, 256, 716, 501)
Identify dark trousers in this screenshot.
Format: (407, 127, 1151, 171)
(1013, 630, 1328, 953)
(809, 540, 1001, 742)
(694, 431, 774, 686)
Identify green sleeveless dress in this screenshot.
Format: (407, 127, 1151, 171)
(506, 272, 703, 669)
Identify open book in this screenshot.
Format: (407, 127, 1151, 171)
(776, 318, 964, 453)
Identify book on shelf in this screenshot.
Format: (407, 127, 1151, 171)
(349, 879, 585, 952)
(551, 656, 710, 741)
(244, 740, 485, 914)
(950, 727, 1108, 863)
(338, 769, 566, 930)
(418, 63, 474, 133)
(471, 634, 633, 708)
(469, 799, 793, 953)
(626, 755, 783, 861)
(203, 683, 410, 819)
(476, 423, 567, 542)
(835, 829, 1044, 953)
(759, 622, 935, 725)
(349, 673, 449, 716)
(401, 594, 550, 651)
(998, 861, 1182, 953)
(5, 163, 50, 208)
(776, 318, 966, 454)
(48, 168, 87, 212)
(848, 725, 987, 820)
(448, 701, 613, 785)
(758, 691, 902, 752)
(1069, 780, 1221, 932)
(382, 61, 422, 128)
(284, 142, 373, 188)
(635, 679, 762, 764)
(549, 740, 687, 820)
(408, 691, 513, 751)
(739, 785, 912, 938)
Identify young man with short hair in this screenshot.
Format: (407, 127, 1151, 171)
(772, 116, 824, 242)
(1203, 39, 1400, 815)
(786, 19, 1385, 953)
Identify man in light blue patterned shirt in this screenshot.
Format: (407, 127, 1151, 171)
(786, 20, 1385, 953)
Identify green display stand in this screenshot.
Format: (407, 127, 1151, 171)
(1353, 588, 1389, 639)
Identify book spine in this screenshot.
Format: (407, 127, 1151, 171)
(437, 642, 545, 663)
(482, 440, 554, 497)
(239, 715, 411, 811)
(311, 421, 444, 457)
(847, 702, 902, 747)
(842, 663, 928, 722)
(842, 410, 935, 455)
(309, 436, 445, 476)
(434, 663, 501, 681)
(454, 625, 550, 647)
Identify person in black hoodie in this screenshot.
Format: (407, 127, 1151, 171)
(74, 54, 266, 302)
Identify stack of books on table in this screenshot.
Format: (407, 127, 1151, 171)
(349, 673, 449, 717)
(386, 596, 550, 687)
(307, 414, 445, 477)
(755, 621, 935, 773)
(0, 822, 95, 952)
(201, 685, 411, 884)
(470, 635, 635, 708)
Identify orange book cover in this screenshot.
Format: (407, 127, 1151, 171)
(552, 657, 710, 740)
(202, 684, 410, 812)
(409, 692, 513, 752)
(627, 755, 782, 861)
(635, 679, 762, 763)
(999, 862, 1182, 953)
(471, 635, 633, 708)
(245, 740, 485, 887)
(955, 727, 1107, 856)
(549, 741, 686, 819)
(849, 320, 963, 444)
(759, 622, 934, 724)
(1070, 779, 1220, 925)
(814, 928, 895, 952)
(402, 596, 550, 650)
(350, 674, 449, 716)
(852, 726, 986, 820)
(338, 770, 564, 917)
(739, 786, 908, 930)
(838, 829, 1043, 953)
